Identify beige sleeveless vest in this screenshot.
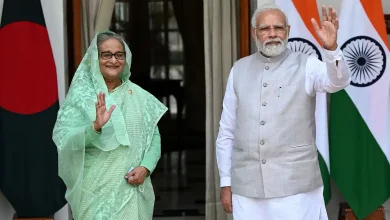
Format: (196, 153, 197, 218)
(231, 49, 323, 199)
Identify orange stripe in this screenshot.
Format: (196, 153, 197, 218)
(360, 0, 390, 50)
(292, 0, 321, 45)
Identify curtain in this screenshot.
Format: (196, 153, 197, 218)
(204, 0, 238, 219)
(172, 0, 206, 132)
(81, 0, 116, 54)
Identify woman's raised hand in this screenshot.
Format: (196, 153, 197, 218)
(93, 92, 116, 132)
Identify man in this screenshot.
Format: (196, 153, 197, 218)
(216, 3, 351, 220)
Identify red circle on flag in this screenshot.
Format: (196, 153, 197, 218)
(0, 21, 58, 114)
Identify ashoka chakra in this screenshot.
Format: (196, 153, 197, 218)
(340, 36, 386, 87)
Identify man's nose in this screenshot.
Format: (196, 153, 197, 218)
(268, 28, 277, 37)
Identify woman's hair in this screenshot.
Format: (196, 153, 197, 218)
(96, 32, 125, 50)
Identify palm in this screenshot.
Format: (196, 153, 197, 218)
(96, 108, 112, 125)
(316, 21, 337, 48)
(311, 5, 339, 50)
(94, 92, 116, 130)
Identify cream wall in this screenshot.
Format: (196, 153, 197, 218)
(255, 0, 390, 219)
(0, 0, 70, 219)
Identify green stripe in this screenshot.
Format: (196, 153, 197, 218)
(330, 90, 390, 219)
(318, 152, 331, 204)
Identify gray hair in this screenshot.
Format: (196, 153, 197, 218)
(251, 3, 289, 28)
(96, 32, 125, 50)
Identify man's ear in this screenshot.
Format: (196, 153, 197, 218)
(251, 28, 257, 42)
(287, 25, 291, 37)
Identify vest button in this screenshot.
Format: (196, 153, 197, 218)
(260, 121, 265, 125)
(262, 102, 267, 106)
(262, 159, 267, 164)
(265, 66, 269, 70)
(260, 140, 265, 145)
(263, 83, 267, 87)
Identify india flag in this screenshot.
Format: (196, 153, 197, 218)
(330, 0, 390, 218)
(274, 0, 331, 203)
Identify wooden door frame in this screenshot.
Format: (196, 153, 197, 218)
(66, 0, 82, 85)
(239, 0, 251, 58)
(68, 0, 253, 74)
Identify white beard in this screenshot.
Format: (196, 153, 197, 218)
(256, 38, 288, 57)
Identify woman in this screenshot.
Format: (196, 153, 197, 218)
(53, 30, 167, 220)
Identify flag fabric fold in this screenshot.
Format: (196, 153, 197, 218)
(330, 0, 390, 218)
(0, 0, 66, 217)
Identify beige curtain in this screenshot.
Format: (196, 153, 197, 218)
(204, 0, 238, 219)
(81, 0, 116, 54)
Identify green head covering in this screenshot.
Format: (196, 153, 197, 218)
(56, 30, 139, 149)
(87, 30, 132, 93)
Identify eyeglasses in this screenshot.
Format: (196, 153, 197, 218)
(255, 25, 286, 35)
(99, 51, 126, 60)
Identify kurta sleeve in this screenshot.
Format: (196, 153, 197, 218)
(216, 67, 236, 187)
(140, 126, 161, 175)
(305, 47, 351, 96)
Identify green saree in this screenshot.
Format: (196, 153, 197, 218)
(52, 31, 167, 220)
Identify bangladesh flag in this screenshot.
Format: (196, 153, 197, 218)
(0, 0, 66, 217)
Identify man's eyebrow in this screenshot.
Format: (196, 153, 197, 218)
(258, 24, 269, 28)
(274, 23, 285, 27)
(258, 23, 285, 28)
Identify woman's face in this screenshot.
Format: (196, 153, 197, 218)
(98, 38, 126, 80)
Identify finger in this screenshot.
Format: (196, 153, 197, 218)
(96, 94, 100, 107)
(98, 92, 103, 107)
(329, 7, 337, 21)
(333, 18, 339, 29)
(330, 8, 338, 24)
(222, 203, 228, 213)
(133, 172, 140, 180)
(228, 202, 233, 213)
(137, 176, 145, 184)
(130, 177, 137, 185)
(330, 7, 336, 20)
(322, 5, 328, 22)
(126, 170, 135, 179)
(125, 169, 135, 178)
(100, 92, 104, 106)
(222, 202, 232, 213)
(127, 176, 135, 184)
(311, 18, 320, 32)
(134, 178, 142, 185)
(102, 93, 106, 107)
(108, 105, 116, 115)
(100, 93, 105, 110)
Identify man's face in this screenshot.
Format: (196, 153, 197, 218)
(251, 9, 290, 57)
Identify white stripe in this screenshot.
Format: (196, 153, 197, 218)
(338, 0, 390, 163)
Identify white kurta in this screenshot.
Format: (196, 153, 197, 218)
(216, 48, 350, 219)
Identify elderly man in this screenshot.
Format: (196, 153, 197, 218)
(216, 3, 351, 220)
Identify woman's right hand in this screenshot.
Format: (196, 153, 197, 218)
(93, 92, 116, 132)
